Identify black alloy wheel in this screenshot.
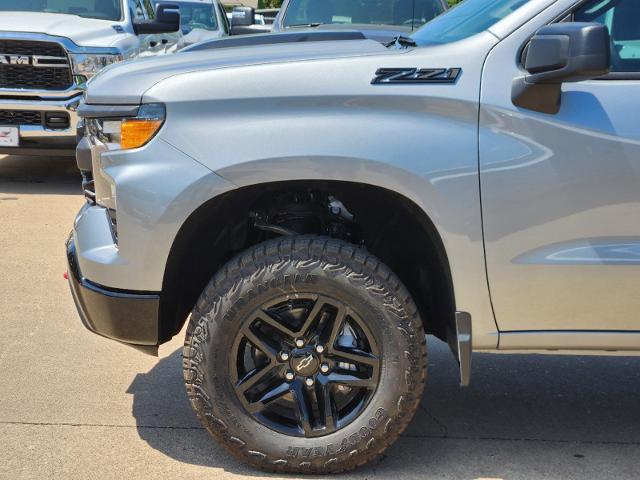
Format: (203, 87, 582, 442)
(231, 294, 381, 437)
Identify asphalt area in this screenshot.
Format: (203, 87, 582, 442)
(1, 154, 639, 479)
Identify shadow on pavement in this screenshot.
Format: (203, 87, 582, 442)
(127, 348, 277, 478)
(128, 338, 640, 478)
(0, 155, 80, 195)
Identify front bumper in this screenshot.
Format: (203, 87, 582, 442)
(66, 234, 160, 355)
(0, 94, 82, 156)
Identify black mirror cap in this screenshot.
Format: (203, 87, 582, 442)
(513, 22, 611, 115)
(133, 2, 180, 34)
(525, 22, 611, 84)
(231, 6, 256, 27)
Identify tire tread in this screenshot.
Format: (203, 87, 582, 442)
(183, 235, 427, 474)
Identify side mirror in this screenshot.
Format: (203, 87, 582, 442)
(231, 6, 255, 27)
(512, 22, 610, 114)
(133, 3, 180, 35)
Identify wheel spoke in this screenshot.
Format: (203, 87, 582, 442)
(296, 295, 324, 336)
(331, 347, 379, 367)
(327, 371, 377, 389)
(324, 304, 347, 350)
(246, 381, 290, 413)
(255, 310, 297, 339)
(236, 362, 279, 395)
(290, 380, 314, 435)
(315, 377, 336, 432)
(242, 326, 278, 360)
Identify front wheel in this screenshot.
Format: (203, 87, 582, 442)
(183, 236, 426, 474)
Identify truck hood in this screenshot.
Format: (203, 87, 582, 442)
(86, 37, 389, 104)
(0, 12, 125, 48)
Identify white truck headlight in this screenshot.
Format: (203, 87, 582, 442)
(69, 53, 124, 79)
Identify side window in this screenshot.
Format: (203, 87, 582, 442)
(574, 0, 640, 72)
(128, 0, 145, 20)
(142, 0, 156, 19)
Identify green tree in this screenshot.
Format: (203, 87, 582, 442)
(257, 0, 283, 8)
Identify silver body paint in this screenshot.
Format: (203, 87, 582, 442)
(480, 0, 640, 349)
(73, 0, 640, 352)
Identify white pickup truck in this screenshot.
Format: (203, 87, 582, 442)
(0, 0, 182, 156)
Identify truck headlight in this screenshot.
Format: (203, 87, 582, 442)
(69, 53, 123, 79)
(88, 104, 166, 151)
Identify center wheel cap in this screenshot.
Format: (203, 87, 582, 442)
(290, 350, 319, 376)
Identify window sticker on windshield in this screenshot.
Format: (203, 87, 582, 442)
(331, 16, 352, 23)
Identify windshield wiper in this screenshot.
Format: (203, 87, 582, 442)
(385, 35, 417, 49)
(286, 23, 324, 28)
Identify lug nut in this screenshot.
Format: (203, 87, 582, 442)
(279, 351, 290, 361)
(285, 371, 295, 381)
(295, 338, 305, 348)
(315, 344, 325, 353)
(320, 363, 330, 373)
(305, 377, 314, 387)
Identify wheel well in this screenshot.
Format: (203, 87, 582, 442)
(159, 181, 456, 345)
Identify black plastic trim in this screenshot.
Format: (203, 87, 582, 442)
(0, 146, 75, 156)
(454, 311, 472, 387)
(184, 30, 366, 52)
(78, 104, 140, 119)
(518, 0, 640, 80)
(66, 234, 160, 355)
(511, 76, 562, 114)
(598, 72, 640, 80)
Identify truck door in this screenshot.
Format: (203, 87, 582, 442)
(479, 0, 640, 342)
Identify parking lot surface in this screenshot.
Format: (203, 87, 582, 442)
(1, 154, 639, 480)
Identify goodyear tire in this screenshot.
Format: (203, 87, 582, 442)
(183, 235, 426, 474)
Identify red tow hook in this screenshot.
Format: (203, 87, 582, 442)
(63, 272, 69, 280)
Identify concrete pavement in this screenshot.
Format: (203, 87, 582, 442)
(1, 154, 639, 480)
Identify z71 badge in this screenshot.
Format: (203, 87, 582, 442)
(371, 67, 461, 84)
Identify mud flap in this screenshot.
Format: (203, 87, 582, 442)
(447, 311, 472, 386)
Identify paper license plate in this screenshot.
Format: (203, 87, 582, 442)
(0, 126, 19, 147)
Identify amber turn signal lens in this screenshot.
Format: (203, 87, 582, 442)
(120, 119, 163, 150)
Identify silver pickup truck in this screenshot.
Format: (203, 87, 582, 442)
(67, 0, 640, 474)
(0, 0, 181, 156)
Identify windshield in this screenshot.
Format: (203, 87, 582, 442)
(412, 0, 531, 45)
(0, 0, 123, 20)
(172, 2, 218, 33)
(283, 0, 446, 31)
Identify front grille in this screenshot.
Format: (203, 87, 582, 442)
(0, 110, 41, 125)
(0, 40, 65, 57)
(0, 110, 70, 129)
(0, 40, 72, 90)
